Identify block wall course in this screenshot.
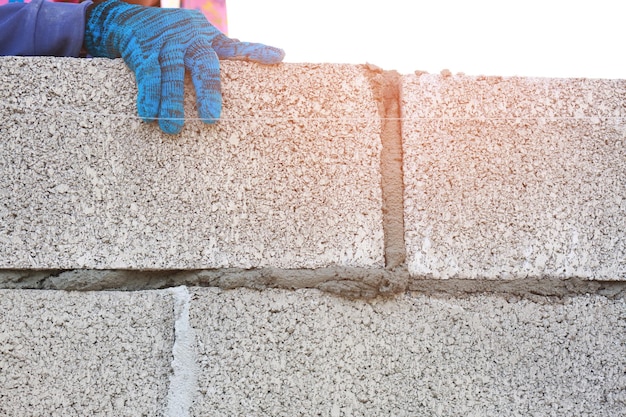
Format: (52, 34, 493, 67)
(2, 287, 623, 416)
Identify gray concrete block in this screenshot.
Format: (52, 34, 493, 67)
(0, 57, 384, 269)
(188, 287, 626, 416)
(402, 74, 626, 279)
(0, 289, 175, 416)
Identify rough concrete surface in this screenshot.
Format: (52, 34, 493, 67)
(189, 287, 625, 417)
(0, 56, 384, 269)
(0, 289, 175, 416)
(403, 74, 626, 280)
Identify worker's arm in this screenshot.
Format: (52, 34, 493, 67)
(0, 0, 92, 56)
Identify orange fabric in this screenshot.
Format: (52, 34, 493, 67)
(182, 0, 226, 34)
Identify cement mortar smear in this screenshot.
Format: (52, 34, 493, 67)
(402, 74, 626, 280)
(0, 57, 384, 270)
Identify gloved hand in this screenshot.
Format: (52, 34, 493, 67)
(84, 0, 285, 134)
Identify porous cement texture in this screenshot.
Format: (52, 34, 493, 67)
(0, 289, 175, 416)
(0, 287, 624, 416)
(403, 74, 626, 280)
(189, 287, 625, 417)
(0, 56, 384, 269)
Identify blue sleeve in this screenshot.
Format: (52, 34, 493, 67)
(0, 0, 92, 57)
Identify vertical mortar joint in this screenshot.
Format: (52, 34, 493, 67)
(165, 286, 199, 417)
(366, 67, 407, 271)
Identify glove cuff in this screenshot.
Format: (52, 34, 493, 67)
(84, 0, 140, 58)
(85, 0, 108, 22)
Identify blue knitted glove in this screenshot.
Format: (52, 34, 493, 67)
(84, 0, 285, 134)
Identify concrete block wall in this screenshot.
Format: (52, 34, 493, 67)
(0, 56, 624, 416)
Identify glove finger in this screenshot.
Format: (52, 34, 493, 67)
(184, 40, 221, 124)
(158, 44, 186, 135)
(134, 55, 161, 123)
(212, 34, 285, 64)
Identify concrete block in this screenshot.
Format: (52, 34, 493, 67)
(188, 287, 625, 416)
(0, 289, 175, 416)
(0, 57, 384, 269)
(402, 74, 626, 279)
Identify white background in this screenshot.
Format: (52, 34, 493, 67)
(229, 0, 625, 79)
